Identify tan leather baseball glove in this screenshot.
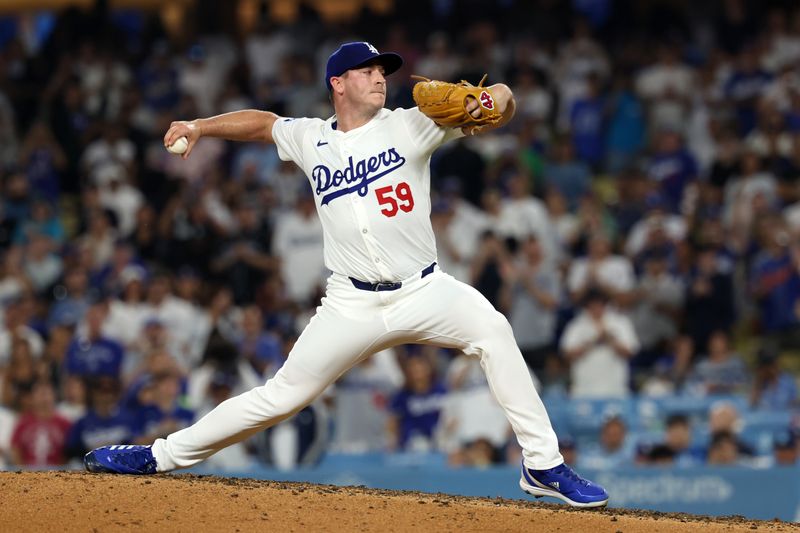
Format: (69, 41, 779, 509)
(411, 74, 503, 129)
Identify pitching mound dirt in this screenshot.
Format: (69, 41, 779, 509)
(1, 471, 797, 532)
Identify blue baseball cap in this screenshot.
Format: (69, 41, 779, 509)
(325, 41, 403, 91)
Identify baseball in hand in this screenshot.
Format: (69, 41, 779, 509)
(166, 136, 189, 155)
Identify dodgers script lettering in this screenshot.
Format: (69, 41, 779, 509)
(311, 148, 406, 205)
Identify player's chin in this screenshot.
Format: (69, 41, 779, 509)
(370, 92, 386, 106)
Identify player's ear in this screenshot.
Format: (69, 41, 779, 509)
(330, 76, 344, 97)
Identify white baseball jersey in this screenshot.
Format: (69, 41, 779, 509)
(271, 107, 463, 282)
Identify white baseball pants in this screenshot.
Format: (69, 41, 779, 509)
(152, 267, 563, 471)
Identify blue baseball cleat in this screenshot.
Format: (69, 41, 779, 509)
(84, 445, 158, 475)
(520, 462, 609, 507)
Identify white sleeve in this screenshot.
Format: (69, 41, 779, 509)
(560, 320, 588, 353)
(271, 117, 315, 165)
(566, 261, 586, 293)
(624, 222, 645, 257)
(613, 258, 635, 292)
(611, 315, 640, 353)
(398, 107, 464, 152)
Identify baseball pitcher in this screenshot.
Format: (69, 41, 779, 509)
(85, 42, 608, 508)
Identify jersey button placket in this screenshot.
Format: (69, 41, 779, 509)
(352, 200, 386, 277)
(342, 141, 387, 279)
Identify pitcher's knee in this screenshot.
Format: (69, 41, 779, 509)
(480, 310, 514, 338)
(471, 311, 520, 355)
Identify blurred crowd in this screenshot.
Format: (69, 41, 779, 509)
(2, 0, 800, 472)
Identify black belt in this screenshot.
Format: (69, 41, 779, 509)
(349, 262, 436, 292)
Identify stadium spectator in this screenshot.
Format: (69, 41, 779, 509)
(48, 267, 91, 331)
(81, 122, 136, 189)
(724, 151, 778, 240)
(23, 232, 63, 294)
(745, 102, 794, 161)
(230, 141, 280, 190)
(56, 374, 87, 423)
(707, 401, 755, 460)
(271, 191, 325, 306)
(432, 200, 468, 283)
(662, 414, 705, 467)
(187, 330, 261, 411)
(629, 249, 684, 367)
(432, 180, 492, 283)
(470, 227, 511, 310)
(511, 67, 551, 124)
(76, 209, 117, 270)
(10, 380, 71, 466)
(553, 17, 609, 130)
(332, 349, 403, 453)
(137, 41, 180, 113)
(645, 129, 698, 213)
(568, 72, 605, 170)
(64, 302, 124, 379)
(750, 349, 798, 410)
(639, 358, 679, 397)
(500, 235, 560, 374)
(542, 136, 591, 210)
(415, 32, 462, 82)
(440, 352, 513, 457)
(211, 200, 276, 305)
(131, 369, 193, 445)
(0, 296, 44, 365)
(683, 245, 736, 354)
(623, 195, 686, 262)
(103, 265, 148, 352)
(448, 437, 502, 467)
(544, 188, 581, 253)
(605, 70, 646, 174)
(98, 168, 144, 238)
(579, 415, 635, 470)
(706, 430, 743, 466)
(0, 248, 28, 303)
(492, 174, 559, 263)
(18, 121, 67, 204)
(141, 272, 205, 368)
(1, 338, 44, 409)
(235, 305, 283, 379)
(566, 233, 634, 307)
(90, 240, 137, 297)
(387, 355, 447, 452)
(13, 197, 65, 246)
(560, 288, 639, 398)
(749, 216, 800, 349)
(65, 376, 136, 458)
(724, 46, 773, 135)
(685, 330, 749, 396)
(635, 44, 694, 134)
(433, 139, 487, 207)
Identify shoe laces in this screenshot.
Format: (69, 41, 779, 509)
(554, 464, 590, 485)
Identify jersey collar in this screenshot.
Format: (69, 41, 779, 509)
(327, 108, 388, 136)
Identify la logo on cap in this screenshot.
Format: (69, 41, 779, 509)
(364, 42, 378, 54)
